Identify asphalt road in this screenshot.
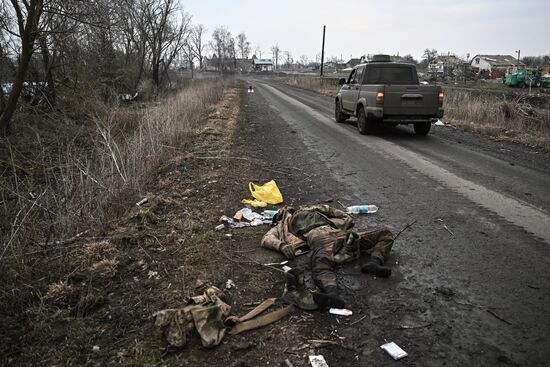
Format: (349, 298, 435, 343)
(243, 78, 550, 366)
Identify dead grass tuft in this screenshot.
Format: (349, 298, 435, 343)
(80, 240, 118, 264)
(45, 281, 73, 299)
(89, 258, 119, 279)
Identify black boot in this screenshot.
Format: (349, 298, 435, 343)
(282, 269, 318, 310)
(312, 286, 345, 309)
(361, 258, 391, 278)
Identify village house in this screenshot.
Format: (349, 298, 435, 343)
(252, 58, 274, 72)
(470, 55, 525, 78)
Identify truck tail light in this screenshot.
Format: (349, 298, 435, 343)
(376, 92, 384, 105)
(438, 91, 444, 106)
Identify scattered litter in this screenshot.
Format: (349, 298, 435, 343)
(282, 265, 292, 272)
(243, 180, 284, 208)
(242, 198, 268, 208)
(136, 198, 148, 206)
(329, 308, 353, 316)
(380, 341, 408, 360)
(263, 260, 288, 266)
(220, 208, 272, 229)
(262, 209, 279, 219)
(346, 205, 378, 214)
(92, 345, 100, 352)
(233, 211, 244, 221)
(295, 249, 310, 256)
(225, 279, 236, 290)
(208, 180, 218, 184)
(224, 233, 233, 238)
(435, 120, 445, 126)
(240, 207, 264, 222)
(215, 224, 225, 231)
(309, 355, 329, 367)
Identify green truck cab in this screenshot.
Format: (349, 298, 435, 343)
(335, 55, 444, 136)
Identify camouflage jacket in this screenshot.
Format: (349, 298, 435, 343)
(260, 204, 353, 253)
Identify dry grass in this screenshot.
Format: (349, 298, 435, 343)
(274, 75, 340, 96)
(443, 88, 550, 149)
(80, 240, 118, 264)
(89, 258, 119, 279)
(0, 76, 234, 311)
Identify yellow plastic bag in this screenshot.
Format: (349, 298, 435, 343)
(247, 180, 284, 205)
(241, 199, 268, 208)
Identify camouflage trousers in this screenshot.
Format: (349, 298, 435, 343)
(307, 226, 394, 292)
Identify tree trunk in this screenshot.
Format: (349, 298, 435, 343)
(0, 0, 42, 134)
(39, 34, 56, 108)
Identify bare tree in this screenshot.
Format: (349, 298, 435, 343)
(0, 0, 45, 134)
(299, 54, 310, 68)
(283, 50, 292, 68)
(270, 43, 280, 70)
(253, 44, 261, 58)
(236, 32, 250, 60)
(191, 24, 206, 69)
(137, 0, 191, 87)
(210, 26, 234, 71)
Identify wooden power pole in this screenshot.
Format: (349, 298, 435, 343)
(320, 25, 326, 78)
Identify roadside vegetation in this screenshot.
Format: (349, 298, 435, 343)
(0, 2, 246, 361)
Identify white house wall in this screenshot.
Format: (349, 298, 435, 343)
(471, 58, 492, 71)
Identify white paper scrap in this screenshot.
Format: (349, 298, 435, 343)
(380, 341, 408, 360)
(282, 265, 292, 272)
(309, 355, 329, 367)
(329, 308, 353, 316)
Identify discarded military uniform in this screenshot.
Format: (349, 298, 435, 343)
(154, 287, 294, 349)
(261, 205, 394, 305)
(154, 287, 231, 348)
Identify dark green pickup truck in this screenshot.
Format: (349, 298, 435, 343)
(335, 55, 444, 136)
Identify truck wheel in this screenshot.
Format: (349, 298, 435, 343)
(414, 122, 431, 136)
(335, 101, 348, 123)
(357, 107, 373, 135)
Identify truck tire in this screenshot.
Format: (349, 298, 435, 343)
(335, 100, 348, 123)
(414, 122, 431, 136)
(357, 107, 373, 135)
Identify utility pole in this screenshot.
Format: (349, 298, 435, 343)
(516, 49, 521, 69)
(320, 25, 326, 78)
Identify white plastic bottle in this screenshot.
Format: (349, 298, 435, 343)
(346, 205, 378, 214)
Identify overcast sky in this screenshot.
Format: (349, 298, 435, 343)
(184, 0, 549, 62)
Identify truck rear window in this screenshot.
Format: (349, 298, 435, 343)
(364, 65, 418, 85)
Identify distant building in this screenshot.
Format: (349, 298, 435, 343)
(470, 55, 525, 78)
(345, 58, 362, 68)
(428, 55, 462, 77)
(253, 58, 274, 72)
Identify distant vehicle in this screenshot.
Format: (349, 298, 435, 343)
(503, 68, 541, 88)
(335, 55, 444, 136)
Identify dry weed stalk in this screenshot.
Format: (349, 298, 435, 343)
(0, 77, 233, 309)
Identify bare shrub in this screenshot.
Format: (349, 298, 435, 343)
(443, 88, 550, 148)
(0, 77, 234, 310)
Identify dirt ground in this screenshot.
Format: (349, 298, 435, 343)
(2, 80, 540, 366)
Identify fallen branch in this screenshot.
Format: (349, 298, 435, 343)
(487, 309, 513, 325)
(350, 315, 367, 326)
(393, 219, 417, 241)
